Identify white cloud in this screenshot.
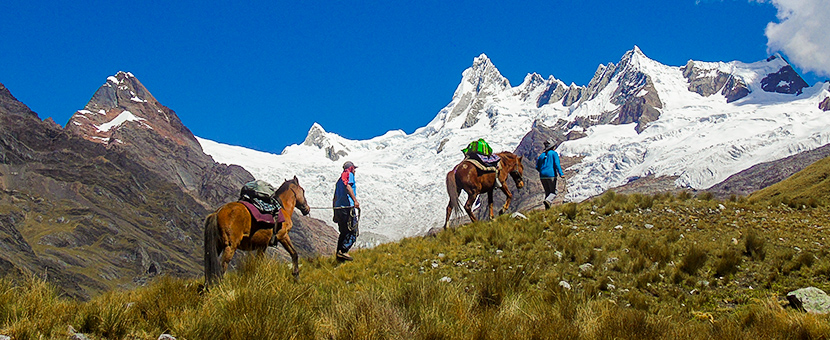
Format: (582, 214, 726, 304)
(760, 0, 830, 78)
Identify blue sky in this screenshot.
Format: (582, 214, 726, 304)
(1, 1, 828, 154)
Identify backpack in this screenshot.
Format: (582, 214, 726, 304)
(240, 180, 279, 213)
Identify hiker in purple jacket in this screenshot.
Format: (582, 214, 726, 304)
(536, 139, 564, 209)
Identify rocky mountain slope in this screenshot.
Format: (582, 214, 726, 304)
(0, 78, 335, 299)
(201, 47, 830, 244)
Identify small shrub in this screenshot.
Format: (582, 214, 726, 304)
(696, 192, 713, 201)
(634, 194, 655, 210)
(626, 290, 651, 311)
(679, 246, 708, 275)
(597, 191, 618, 207)
(744, 231, 766, 261)
(785, 252, 815, 273)
(677, 191, 692, 200)
(561, 202, 578, 220)
(784, 196, 819, 209)
(715, 248, 741, 278)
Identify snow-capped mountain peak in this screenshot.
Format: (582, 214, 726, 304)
(201, 48, 830, 245)
(302, 122, 330, 148)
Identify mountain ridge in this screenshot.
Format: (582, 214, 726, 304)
(202, 47, 830, 244)
(0, 76, 337, 299)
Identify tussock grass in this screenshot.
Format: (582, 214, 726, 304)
(2, 190, 830, 339)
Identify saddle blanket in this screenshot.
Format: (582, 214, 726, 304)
(464, 154, 501, 172)
(239, 200, 285, 225)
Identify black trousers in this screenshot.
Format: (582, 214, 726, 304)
(540, 177, 558, 197)
(335, 207, 358, 253)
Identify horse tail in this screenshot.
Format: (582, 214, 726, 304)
(204, 212, 221, 287)
(445, 168, 463, 228)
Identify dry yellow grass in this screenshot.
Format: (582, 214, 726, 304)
(3, 158, 830, 340)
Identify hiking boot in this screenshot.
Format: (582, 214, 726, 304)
(336, 250, 353, 261)
(543, 201, 551, 210)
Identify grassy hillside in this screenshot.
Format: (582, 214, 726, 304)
(749, 154, 830, 208)
(2, 188, 829, 339)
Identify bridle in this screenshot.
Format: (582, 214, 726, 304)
(274, 183, 311, 216)
(289, 185, 311, 215)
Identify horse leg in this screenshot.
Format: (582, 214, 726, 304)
(276, 228, 300, 281)
(487, 190, 496, 220)
(499, 181, 513, 215)
(445, 201, 453, 229)
(463, 191, 479, 223)
(220, 246, 236, 275)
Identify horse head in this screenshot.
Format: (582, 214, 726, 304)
(277, 176, 311, 216)
(500, 152, 525, 189)
(291, 176, 311, 216)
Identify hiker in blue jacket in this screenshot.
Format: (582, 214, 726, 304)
(536, 139, 564, 209)
(333, 161, 359, 261)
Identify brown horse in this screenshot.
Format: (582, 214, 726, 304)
(444, 151, 525, 228)
(204, 176, 310, 286)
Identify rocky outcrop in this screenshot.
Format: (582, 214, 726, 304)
(580, 63, 616, 104)
(536, 77, 567, 108)
(561, 83, 584, 106)
(682, 60, 733, 97)
(722, 75, 750, 103)
(707, 143, 830, 199)
(681, 60, 751, 103)
(819, 96, 830, 112)
(787, 287, 830, 314)
(514, 73, 546, 103)
(0, 83, 38, 118)
(760, 62, 809, 95)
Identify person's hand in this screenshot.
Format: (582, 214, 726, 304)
(355, 200, 360, 209)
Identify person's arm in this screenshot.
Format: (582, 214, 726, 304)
(345, 184, 359, 208)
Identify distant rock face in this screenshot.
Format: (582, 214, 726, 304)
(303, 123, 348, 161)
(609, 55, 662, 133)
(581, 63, 616, 104)
(707, 143, 830, 199)
(0, 82, 38, 118)
(561, 84, 584, 106)
(587, 48, 663, 133)
(445, 54, 510, 129)
(761, 64, 809, 95)
(682, 60, 732, 97)
(722, 75, 751, 103)
(819, 96, 830, 112)
(65, 72, 252, 209)
(535, 78, 566, 108)
(681, 60, 752, 103)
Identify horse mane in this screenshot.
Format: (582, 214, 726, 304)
(497, 151, 518, 161)
(275, 177, 298, 195)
